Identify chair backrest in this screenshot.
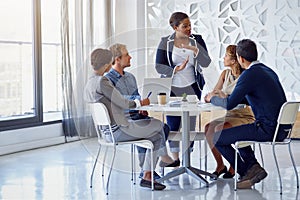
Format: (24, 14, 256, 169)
(91, 103, 111, 126)
(91, 102, 114, 144)
(273, 101, 300, 142)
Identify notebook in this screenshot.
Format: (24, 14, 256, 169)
(142, 78, 172, 104)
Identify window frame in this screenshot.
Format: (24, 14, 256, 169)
(0, 0, 58, 131)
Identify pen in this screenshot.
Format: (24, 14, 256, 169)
(147, 92, 152, 98)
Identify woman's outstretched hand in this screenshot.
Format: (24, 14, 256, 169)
(175, 56, 189, 73)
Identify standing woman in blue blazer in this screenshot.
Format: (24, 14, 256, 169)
(155, 12, 211, 161)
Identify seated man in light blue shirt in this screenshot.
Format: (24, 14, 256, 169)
(105, 43, 177, 179)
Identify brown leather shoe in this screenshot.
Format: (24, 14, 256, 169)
(237, 164, 268, 189)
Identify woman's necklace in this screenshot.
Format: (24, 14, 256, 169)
(231, 72, 238, 80)
(175, 37, 189, 52)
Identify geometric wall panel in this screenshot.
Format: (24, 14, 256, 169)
(146, 0, 300, 100)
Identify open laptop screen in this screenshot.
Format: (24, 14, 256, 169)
(142, 78, 172, 104)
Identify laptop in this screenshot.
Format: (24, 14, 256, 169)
(142, 78, 172, 104)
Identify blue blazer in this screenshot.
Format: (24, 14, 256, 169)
(155, 33, 211, 89)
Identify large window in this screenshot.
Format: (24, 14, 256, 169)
(41, 0, 62, 122)
(0, 0, 62, 131)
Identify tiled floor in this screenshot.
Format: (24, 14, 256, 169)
(0, 138, 299, 200)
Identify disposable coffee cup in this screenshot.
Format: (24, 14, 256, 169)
(157, 92, 167, 105)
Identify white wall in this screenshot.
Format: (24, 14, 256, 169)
(111, 0, 147, 93)
(114, 0, 300, 100)
(0, 124, 65, 156)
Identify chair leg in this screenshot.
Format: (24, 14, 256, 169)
(131, 144, 136, 184)
(105, 146, 117, 195)
(133, 146, 137, 184)
(102, 146, 108, 177)
(204, 139, 208, 172)
(198, 140, 208, 173)
(272, 145, 283, 195)
(131, 144, 133, 182)
(258, 144, 264, 168)
(288, 143, 299, 189)
(234, 145, 238, 191)
(150, 148, 154, 191)
(90, 146, 101, 188)
(199, 140, 202, 169)
(198, 140, 202, 169)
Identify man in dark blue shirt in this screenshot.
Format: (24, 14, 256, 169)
(205, 39, 289, 189)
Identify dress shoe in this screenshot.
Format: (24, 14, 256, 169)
(159, 159, 180, 167)
(222, 171, 235, 179)
(139, 171, 161, 180)
(237, 163, 268, 189)
(140, 179, 166, 190)
(212, 166, 227, 179)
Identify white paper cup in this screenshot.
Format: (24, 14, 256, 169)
(157, 93, 167, 105)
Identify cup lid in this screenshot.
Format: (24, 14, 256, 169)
(158, 92, 166, 95)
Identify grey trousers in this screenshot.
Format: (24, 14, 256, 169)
(112, 118, 168, 171)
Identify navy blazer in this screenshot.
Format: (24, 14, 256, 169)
(155, 33, 211, 89)
(211, 63, 287, 128)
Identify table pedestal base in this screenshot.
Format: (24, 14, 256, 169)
(157, 166, 216, 186)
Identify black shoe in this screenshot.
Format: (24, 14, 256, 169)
(159, 159, 180, 167)
(140, 179, 166, 190)
(139, 171, 161, 180)
(222, 171, 235, 179)
(212, 166, 227, 179)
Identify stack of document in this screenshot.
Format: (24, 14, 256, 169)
(168, 101, 182, 107)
